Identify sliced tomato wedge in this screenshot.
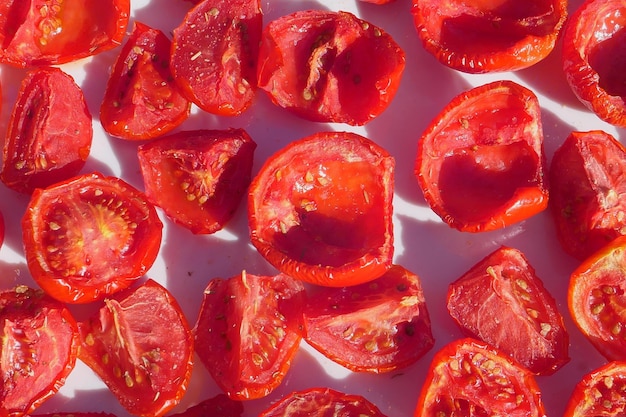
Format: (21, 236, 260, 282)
(31, 413, 118, 417)
(564, 361, 626, 416)
(167, 394, 243, 417)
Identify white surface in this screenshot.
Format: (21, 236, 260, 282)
(0, 0, 623, 415)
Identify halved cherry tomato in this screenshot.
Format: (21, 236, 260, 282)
(194, 271, 304, 400)
(137, 129, 256, 234)
(564, 361, 626, 416)
(22, 172, 163, 304)
(100, 21, 191, 140)
(414, 338, 546, 416)
(562, 0, 626, 127)
(257, 10, 405, 125)
(303, 264, 434, 373)
(0, 285, 78, 416)
(170, 0, 262, 116)
(415, 80, 548, 232)
(1, 67, 92, 194)
(248, 131, 394, 287)
(167, 394, 243, 417)
(549, 130, 626, 260)
(0, 0, 130, 67)
(78, 279, 194, 417)
(412, 0, 567, 73)
(447, 246, 569, 375)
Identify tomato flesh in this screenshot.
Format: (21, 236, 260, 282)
(564, 361, 626, 416)
(167, 394, 243, 417)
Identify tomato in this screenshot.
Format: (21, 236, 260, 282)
(78, 279, 193, 417)
(562, 0, 626, 127)
(414, 338, 546, 416)
(447, 246, 569, 375)
(137, 129, 256, 234)
(167, 394, 243, 417)
(0, 0, 130, 67)
(21, 172, 163, 304)
(31, 414, 117, 417)
(170, 0, 262, 116)
(100, 21, 191, 140)
(549, 130, 626, 261)
(1, 67, 92, 194)
(0, 285, 78, 417)
(248, 131, 394, 287)
(257, 10, 405, 125)
(194, 271, 304, 400)
(564, 361, 626, 416)
(415, 80, 548, 232)
(303, 264, 434, 373)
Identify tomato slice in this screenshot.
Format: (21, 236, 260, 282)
(31, 414, 117, 417)
(100, 21, 191, 140)
(414, 338, 546, 416)
(137, 129, 256, 234)
(564, 361, 626, 416)
(167, 394, 243, 417)
(78, 279, 194, 417)
(0, 285, 78, 416)
(447, 246, 569, 375)
(415, 80, 548, 232)
(303, 264, 434, 373)
(1, 67, 92, 194)
(21, 172, 163, 304)
(257, 10, 405, 125)
(248, 131, 394, 287)
(194, 271, 304, 400)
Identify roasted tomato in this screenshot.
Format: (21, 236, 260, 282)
(562, 0, 626, 127)
(167, 394, 243, 417)
(137, 129, 256, 234)
(549, 130, 626, 260)
(248, 131, 394, 287)
(415, 80, 548, 232)
(0, 286, 78, 416)
(194, 271, 304, 400)
(0, 0, 130, 67)
(170, 0, 262, 116)
(31, 414, 117, 417)
(257, 10, 405, 125)
(22, 172, 163, 304)
(412, 0, 567, 73)
(447, 246, 569, 375)
(78, 279, 194, 417)
(564, 361, 626, 416)
(1, 67, 92, 194)
(414, 338, 546, 416)
(303, 264, 434, 373)
(100, 21, 191, 140)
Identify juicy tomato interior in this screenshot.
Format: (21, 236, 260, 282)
(564, 361, 626, 416)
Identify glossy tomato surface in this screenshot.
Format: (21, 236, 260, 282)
(564, 361, 626, 416)
(167, 394, 243, 417)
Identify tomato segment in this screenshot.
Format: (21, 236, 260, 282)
(167, 394, 243, 417)
(564, 361, 626, 416)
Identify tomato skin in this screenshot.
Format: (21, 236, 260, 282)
(31, 414, 117, 417)
(564, 361, 626, 416)
(257, 10, 405, 125)
(415, 80, 548, 232)
(248, 131, 394, 287)
(167, 394, 243, 417)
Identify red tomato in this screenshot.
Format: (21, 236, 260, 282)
(31, 414, 117, 417)
(0, 0, 130, 67)
(257, 10, 405, 125)
(447, 246, 569, 375)
(303, 264, 434, 373)
(412, 0, 567, 73)
(100, 21, 191, 140)
(170, 0, 262, 116)
(1, 67, 92, 194)
(414, 338, 546, 416)
(78, 279, 194, 417)
(167, 394, 243, 417)
(564, 361, 626, 416)
(22, 172, 163, 304)
(0, 286, 78, 417)
(248, 131, 394, 287)
(415, 80, 548, 232)
(549, 130, 626, 260)
(194, 271, 304, 400)
(137, 129, 256, 234)
(562, 0, 626, 127)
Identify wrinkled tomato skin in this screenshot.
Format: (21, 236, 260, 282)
(415, 80, 548, 232)
(167, 394, 243, 417)
(564, 361, 626, 416)
(1, 67, 92, 194)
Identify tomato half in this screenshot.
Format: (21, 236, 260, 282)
(22, 172, 163, 304)
(78, 279, 194, 417)
(137, 129, 256, 234)
(257, 10, 405, 125)
(564, 361, 626, 416)
(447, 246, 569, 375)
(248, 131, 394, 287)
(194, 271, 304, 400)
(303, 264, 434, 373)
(31, 414, 117, 417)
(1, 67, 92, 194)
(415, 80, 548, 232)
(167, 394, 243, 417)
